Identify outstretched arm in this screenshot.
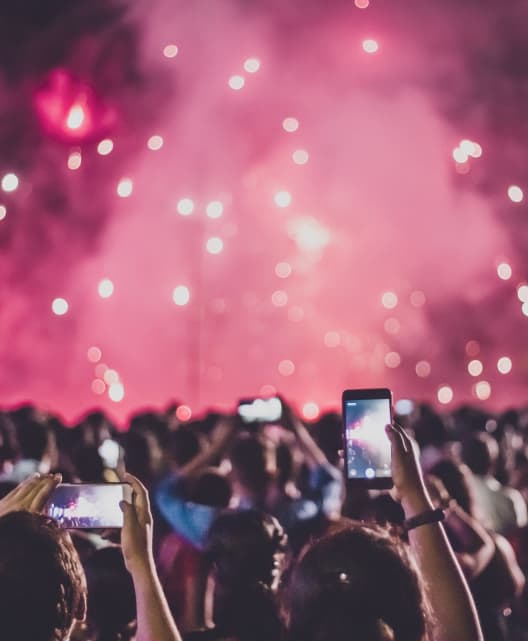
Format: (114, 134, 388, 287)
(178, 417, 236, 479)
(387, 423, 483, 641)
(121, 473, 182, 641)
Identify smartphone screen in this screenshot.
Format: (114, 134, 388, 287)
(342, 389, 392, 488)
(46, 483, 132, 529)
(238, 397, 282, 424)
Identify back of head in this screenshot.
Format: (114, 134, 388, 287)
(84, 547, 136, 641)
(0, 511, 86, 641)
(230, 435, 270, 498)
(186, 469, 232, 507)
(206, 510, 287, 641)
(429, 459, 474, 515)
(12, 416, 50, 462)
(288, 524, 426, 641)
(168, 426, 201, 467)
(461, 433, 496, 476)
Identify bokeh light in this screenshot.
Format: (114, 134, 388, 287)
(172, 285, 190, 306)
(354, 0, 370, 7)
(98, 278, 114, 298)
(302, 402, 320, 421)
(508, 185, 524, 203)
(384, 351, 401, 368)
(206, 200, 224, 218)
(465, 340, 480, 357)
(497, 262, 512, 280)
(1, 173, 19, 192)
(274, 190, 292, 208)
(87, 346, 102, 363)
(206, 237, 224, 254)
(0, 205, 6, 221)
(497, 356, 512, 374)
(51, 298, 69, 316)
(282, 117, 299, 132)
(474, 380, 491, 400)
(66, 104, 85, 130)
(437, 385, 454, 404)
(381, 291, 398, 309)
(176, 404, 192, 421)
(91, 379, 106, 395)
(67, 151, 82, 170)
(147, 135, 164, 150)
(517, 284, 528, 302)
(244, 58, 261, 73)
(108, 381, 125, 402)
(228, 75, 245, 90)
(415, 361, 431, 378)
(278, 359, 295, 376)
(163, 44, 178, 58)
(467, 359, 483, 377)
(275, 262, 292, 278)
(362, 39, 379, 54)
(271, 290, 288, 307)
(292, 149, 309, 165)
(177, 198, 194, 216)
(117, 178, 133, 198)
(97, 139, 113, 155)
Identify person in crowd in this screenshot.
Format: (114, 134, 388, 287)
(0, 472, 183, 641)
(286, 422, 483, 641)
(428, 458, 525, 641)
(461, 432, 528, 535)
(186, 510, 287, 641)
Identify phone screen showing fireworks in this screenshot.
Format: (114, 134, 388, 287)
(46, 483, 132, 529)
(342, 389, 393, 488)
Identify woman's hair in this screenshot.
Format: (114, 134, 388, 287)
(287, 523, 426, 641)
(205, 510, 287, 641)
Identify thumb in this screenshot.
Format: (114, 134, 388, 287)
(385, 423, 405, 454)
(119, 500, 136, 527)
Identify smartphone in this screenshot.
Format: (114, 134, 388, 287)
(342, 388, 393, 489)
(237, 397, 282, 424)
(46, 483, 132, 529)
(98, 439, 121, 469)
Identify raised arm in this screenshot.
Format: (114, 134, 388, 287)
(177, 417, 236, 479)
(387, 423, 483, 641)
(121, 473, 182, 641)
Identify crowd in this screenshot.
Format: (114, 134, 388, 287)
(1, 399, 528, 641)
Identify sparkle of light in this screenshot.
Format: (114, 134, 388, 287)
(522, 302, 528, 317)
(52, 298, 69, 316)
(275, 262, 292, 278)
(278, 359, 295, 376)
(474, 380, 491, 401)
(147, 135, 164, 151)
(282, 117, 299, 133)
(362, 39, 379, 54)
(452, 147, 468, 164)
(67, 151, 82, 170)
(163, 44, 179, 58)
(98, 278, 114, 299)
(66, 104, 85, 130)
(355, 0, 369, 7)
(415, 361, 431, 378)
(497, 262, 512, 280)
(97, 139, 114, 155)
(177, 198, 194, 216)
(244, 58, 261, 73)
(176, 405, 192, 422)
(508, 185, 524, 203)
(465, 340, 480, 357)
(497, 356, 512, 374)
(271, 290, 288, 307)
(206, 200, 224, 218)
(274, 190, 292, 208)
(385, 351, 401, 368)
(103, 369, 119, 385)
(384, 318, 401, 335)
(381, 291, 398, 309)
(206, 237, 224, 254)
(117, 178, 133, 198)
(228, 75, 245, 90)
(287, 217, 331, 252)
(517, 284, 528, 303)
(91, 379, 106, 395)
(87, 346, 102, 363)
(1, 173, 19, 192)
(0, 205, 6, 221)
(467, 359, 483, 377)
(108, 382, 125, 402)
(437, 385, 453, 404)
(173, 285, 190, 306)
(292, 149, 309, 165)
(302, 402, 320, 421)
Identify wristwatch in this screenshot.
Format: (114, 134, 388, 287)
(403, 508, 445, 532)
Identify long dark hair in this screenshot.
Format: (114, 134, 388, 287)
(205, 510, 287, 641)
(287, 523, 427, 641)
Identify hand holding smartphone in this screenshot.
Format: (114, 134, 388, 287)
(46, 483, 132, 529)
(237, 396, 283, 424)
(342, 388, 393, 489)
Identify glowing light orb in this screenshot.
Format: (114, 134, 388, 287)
(517, 284, 528, 303)
(467, 359, 483, 377)
(508, 185, 524, 203)
(87, 346, 102, 363)
(271, 290, 288, 307)
(103, 369, 119, 385)
(206, 200, 224, 218)
(275, 262, 292, 278)
(497, 262, 512, 280)
(244, 58, 261, 73)
(381, 291, 398, 309)
(228, 75, 245, 90)
(206, 237, 224, 254)
(324, 331, 340, 348)
(282, 117, 299, 132)
(385, 351, 401, 368)
(292, 149, 309, 165)
(117, 178, 133, 198)
(470, 142, 483, 158)
(176, 405, 192, 421)
(66, 104, 85, 130)
(274, 190, 292, 208)
(355, 0, 369, 7)
(452, 147, 468, 164)
(288, 217, 331, 252)
(522, 302, 528, 317)
(97, 139, 113, 155)
(0, 205, 6, 221)
(98, 278, 114, 299)
(465, 340, 480, 357)
(172, 285, 190, 306)
(384, 318, 401, 335)
(108, 382, 125, 402)
(278, 359, 295, 376)
(497, 356, 512, 374)
(302, 402, 320, 421)
(52, 298, 69, 316)
(415, 361, 431, 378)
(147, 135, 164, 150)
(163, 44, 179, 58)
(474, 381, 491, 401)
(95, 363, 108, 379)
(362, 39, 379, 54)
(177, 198, 194, 216)
(437, 385, 453, 404)
(1, 173, 19, 192)
(67, 151, 82, 170)
(91, 379, 106, 395)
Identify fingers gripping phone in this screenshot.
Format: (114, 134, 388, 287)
(342, 388, 393, 489)
(46, 483, 132, 529)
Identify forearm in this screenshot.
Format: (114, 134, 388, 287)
(402, 493, 483, 641)
(293, 418, 328, 469)
(132, 561, 183, 641)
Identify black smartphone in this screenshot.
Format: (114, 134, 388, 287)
(46, 483, 132, 529)
(342, 388, 393, 489)
(237, 397, 283, 424)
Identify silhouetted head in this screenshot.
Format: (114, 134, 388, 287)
(230, 435, 273, 500)
(288, 523, 426, 641)
(461, 433, 498, 476)
(0, 511, 86, 641)
(168, 426, 201, 468)
(429, 459, 474, 515)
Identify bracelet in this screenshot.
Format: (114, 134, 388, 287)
(404, 508, 445, 531)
